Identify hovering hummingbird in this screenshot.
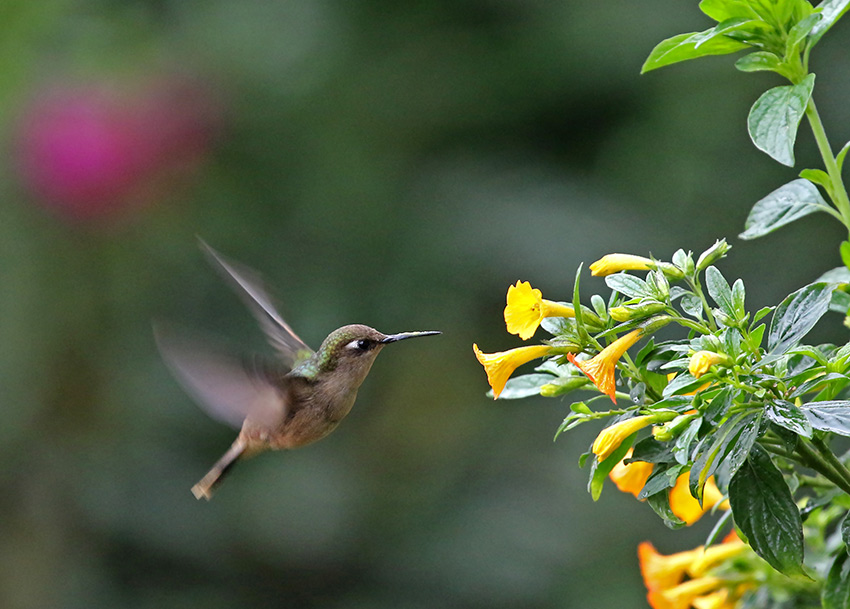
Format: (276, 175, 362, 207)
(155, 241, 440, 500)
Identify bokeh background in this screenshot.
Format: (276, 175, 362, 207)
(2, 2, 849, 608)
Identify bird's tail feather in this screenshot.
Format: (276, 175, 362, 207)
(191, 438, 246, 500)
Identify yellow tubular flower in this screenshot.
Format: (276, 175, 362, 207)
(473, 344, 553, 399)
(691, 589, 734, 609)
(638, 541, 704, 593)
(648, 577, 724, 609)
(504, 280, 575, 340)
(592, 415, 655, 461)
(689, 351, 728, 378)
(590, 253, 654, 276)
(609, 448, 654, 498)
(688, 535, 746, 578)
(669, 474, 729, 525)
(567, 328, 643, 403)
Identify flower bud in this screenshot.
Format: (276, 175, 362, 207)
(540, 376, 591, 397)
(696, 239, 731, 272)
(609, 301, 666, 322)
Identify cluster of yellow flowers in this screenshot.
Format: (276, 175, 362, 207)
(639, 532, 751, 609)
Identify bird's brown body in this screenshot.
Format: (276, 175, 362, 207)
(156, 243, 439, 500)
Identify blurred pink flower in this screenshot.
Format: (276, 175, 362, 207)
(15, 77, 220, 222)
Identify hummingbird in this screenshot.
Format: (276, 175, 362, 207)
(155, 241, 440, 500)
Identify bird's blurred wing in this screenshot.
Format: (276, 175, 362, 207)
(154, 324, 288, 429)
(199, 239, 315, 368)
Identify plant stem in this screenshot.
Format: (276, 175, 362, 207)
(806, 98, 850, 235)
(795, 438, 850, 496)
(812, 435, 850, 490)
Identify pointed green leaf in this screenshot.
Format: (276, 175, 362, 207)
(735, 51, 783, 73)
(729, 444, 805, 577)
(788, 13, 822, 51)
(705, 266, 735, 318)
(810, 0, 850, 48)
(739, 178, 832, 240)
(747, 74, 815, 166)
(690, 410, 761, 500)
(800, 168, 833, 193)
(838, 141, 850, 172)
(495, 374, 555, 399)
(801, 400, 850, 435)
(842, 242, 850, 271)
(765, 399, 813, 437)
(641, 29, 749, 73)
(823, 550, 850, 609)
(605, 273, 652, 299)
(765, 282, 834, 363)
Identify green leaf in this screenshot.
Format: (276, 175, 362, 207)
(800, 168, 834, 196)
(680, 293, 704, 319)
(838, 140, 850, 172)
(810, 0, 850, 48)
(739, 178, 831, 240)
(495, 374, 555, 399)
(699, 0, 760, 22)
(690, 410, 761, 501)
(605, 273, 652, 299)
(842, 511, 850, 547)
(735, 51, 783, 73)
(705, 266, 735, 318)
(646, 489, 687, 529)
(788, 13, 822, 51)
(765, 399, 813, 437)
(801, 400, 850, 435)
(641, 29, 749, 73)
(729, 444, 805, 577)
(747, 74, 816, 166)
(764, 281, 834, 363)
(823, 550, 850, 609)
(842, 242, 850, 271)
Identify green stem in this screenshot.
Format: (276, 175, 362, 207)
(806, 98, 850, 235)
(795, 438, 850, 496)
(812, 435, 850, 490)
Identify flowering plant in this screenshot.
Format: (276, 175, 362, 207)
(474, 1, 850, 607)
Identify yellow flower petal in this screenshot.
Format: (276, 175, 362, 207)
(504, 280, 574, 340)
(648, 577, 724, 609)
(473, 343, 553, 399)
(689, 351, 726, 378)
(609, 449, 654, 498)
(669, 474, 728, 525)
(568, 328, 643, 403)
(592, 415, 655, 461)
(590, 253, 654, 276)
(638, 541, 703, 593)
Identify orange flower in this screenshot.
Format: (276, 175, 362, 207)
(504, 280, 575, 340)
(638, 542, 704, 592)
(669, 474, 730, 525)
(647, 576, 724, 609)
(473, 343, 553, 399)
(609, 449, 654, 497)
(567, 328, 643, 403)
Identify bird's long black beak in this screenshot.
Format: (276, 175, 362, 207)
(381, 331, 441, 344)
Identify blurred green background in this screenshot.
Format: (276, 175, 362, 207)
(1, 2, 848, 608)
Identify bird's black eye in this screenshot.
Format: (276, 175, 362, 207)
(346, 338, 373, 352)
